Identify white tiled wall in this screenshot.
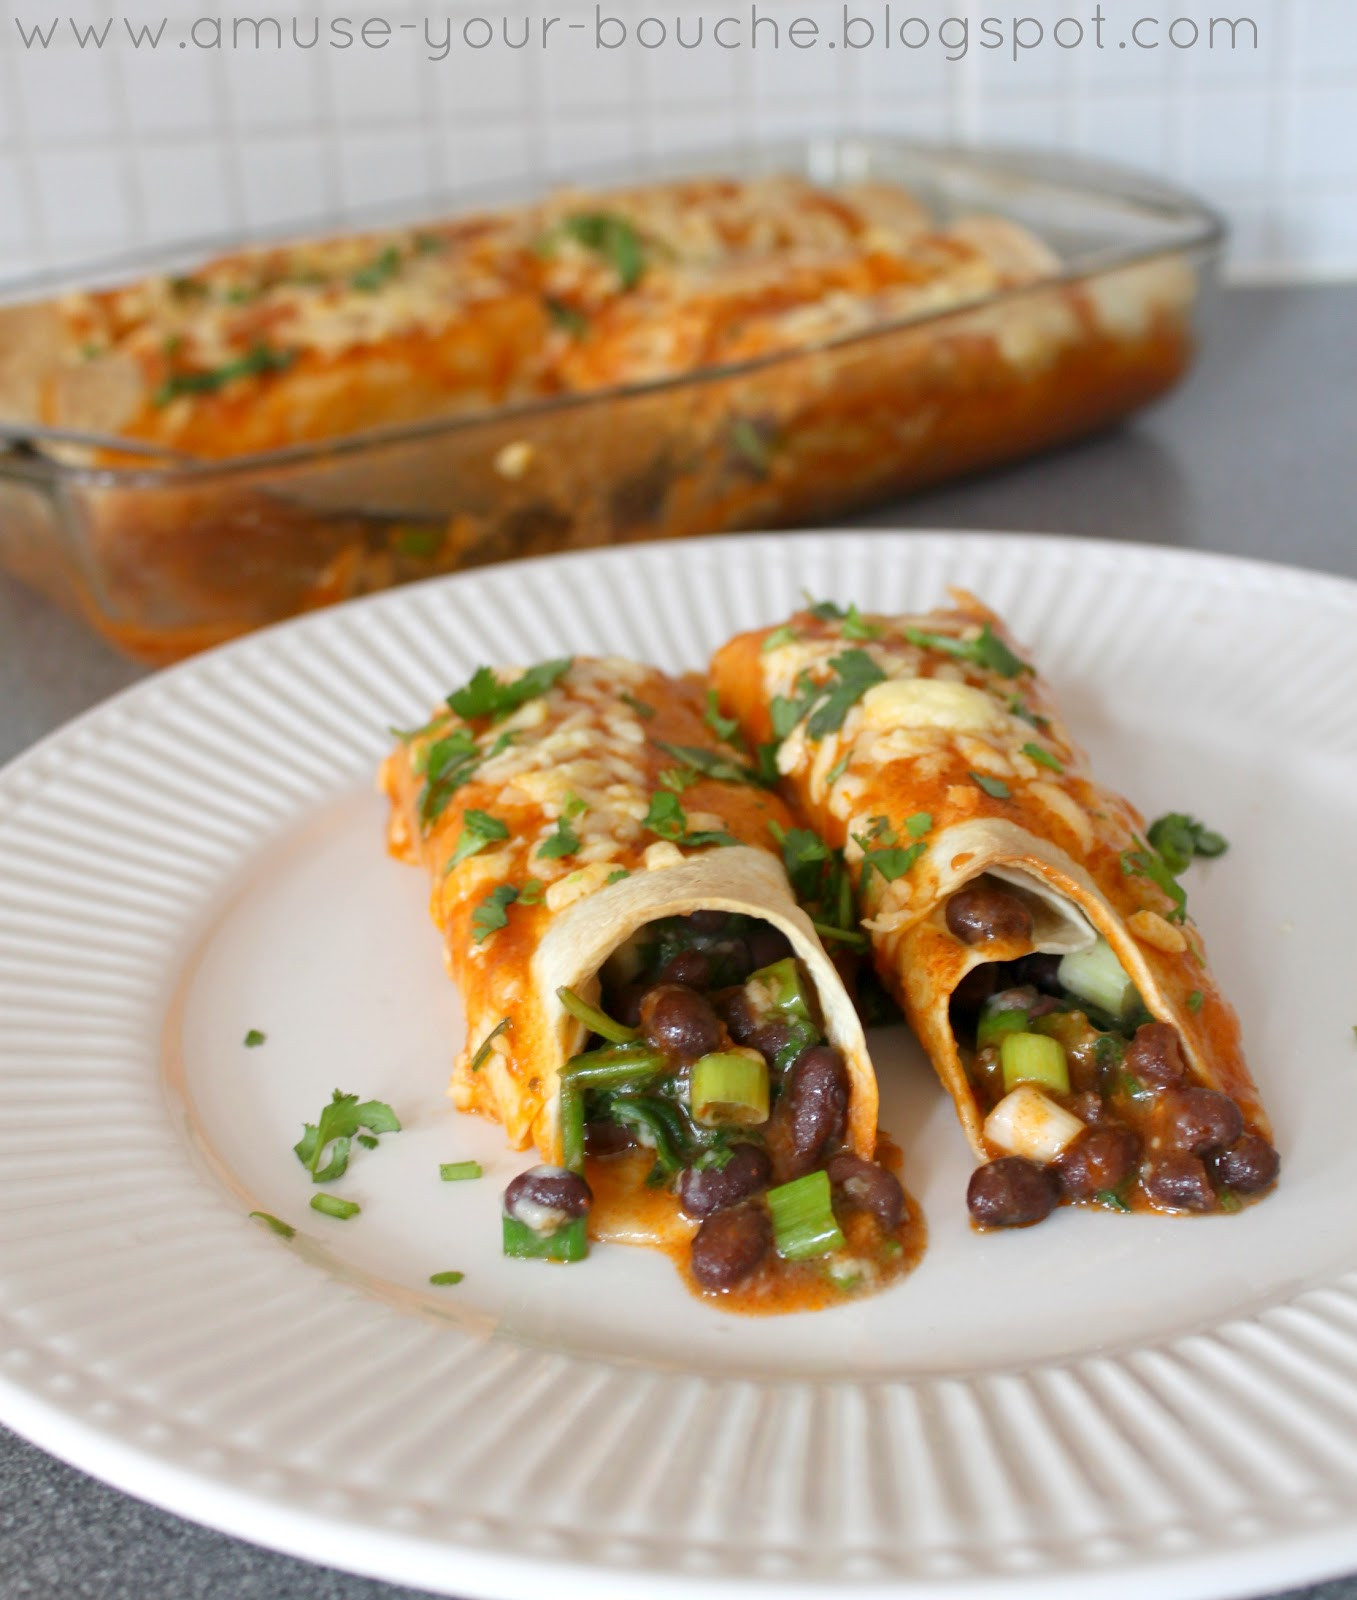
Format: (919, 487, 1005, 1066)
(0, 0, 1354, 282)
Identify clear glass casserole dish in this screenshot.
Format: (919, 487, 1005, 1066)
(0, 138, 1223, 663)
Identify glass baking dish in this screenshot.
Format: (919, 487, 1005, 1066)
(0, 138, 1223, 663)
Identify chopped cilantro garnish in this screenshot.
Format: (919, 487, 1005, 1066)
(294, 1090, 400, 1184)
(449, 809, 510, 870)
(519, 877, 545, 904)
(755, 741, 781, 784)
(852, 816, 925, 888)
(391, 523, 442, 560)
(1187, 990, 1204, 1013)
(769, 821, 862, 947)
(1094, 1189, 1131, 1213)
(440, 1162, 483, 1182)
(659, 765, 699, 793)
(153, 342, 296, 407)
(243, 1028, 266, 1048)
(1120, 839, 1188, 924)
(642, 789, 735, 848)
(1147, 813, 1229, 874)
(840, 604, 881, 641)
(350, 245, 402, 293)
(812, 920, 869, 952)
(970, 772, 1012, 800)
(824, 753, 850, 786)
(654, 741, 763, 787)
(414, 231, 444, 255)
(1022, 742, 1064, 774)
(905, 812, 932, 837)
(903, 622, 1030, 678)
(544, 212, 647, 289)
(469, 1018, 510, 1072)
(448, 658, 571, 723)
(619, 691, 655, 720)
(418, 728, 482, 827)
(471, 884, 519, 943)
(389, 712, 446, 745)
(703, 690, 743, 748)
(729, 418, 773, 476)
(544, 296, 589, 337)
(311, 1193, 360, 1221)
(802, 593, 845, 621)
(538, 816, 580, 860)
(356, 1134, 379, 1151)
(249, 1211, 294, 1238)
(762, 625, 799, 653)
(805, 651, 886, 739)
(605, 868, 630, 885)
(1008, 695, 1050, 731)
(429, 1269, 465, 1285)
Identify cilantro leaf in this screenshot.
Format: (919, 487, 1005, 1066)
(469, 1018, 510, 1072)
(449, 809, 510, 869)
(825, 753, 850, 786)
(803, 594, 846, 621)
(904, 622, 1030, 678)
(970, 772, 1012, 800)
(644, 789, 686, 841)
(1008, 695, 1050, 731)
(653, 741, 764, 787)
(418, 728, 482, 827)
(471, 884, 519, 943)
(518, 877, 545, 904)
(762, 624, 799, 653)
(1120, 840, 1188, 924)
(805, 651, 886, 739)
(605, 868, 629, 885)
(350, 244, 402, 293)
(703, 690, 743, 748)
(659, 765, 699, 793)
(1022, 742, 1064, 774)
(1147, 813, 1229, 874)
(755, 741, 781, 784)
(152, 342, 296, 407)
(1187, 990, 1204, 1013)
(620, 691, 655, 720)
(294, 1090, 401, 1183)
(729, 418, 774, 477)
(905, 811, 932, 837)
(545, 212, 647, 289)
(448, 658, 571, 722)
(243, 1028, 266, 1048)
(840, 604, 881, 641)
(538, 816, 580, 860)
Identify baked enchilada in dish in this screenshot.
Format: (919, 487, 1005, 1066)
(0, 154, 1203, 661)
(380, 655, 924, 1311)
(710, 597, 1278, 1228)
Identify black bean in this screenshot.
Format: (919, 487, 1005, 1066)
(826, 1152, 904, 1232)
(1141, 1152, 1215, 1212)
(658, 948, 714, 989)
(967, 1157, 1059, 1227)
(676, 1144, 773, 1218)
(770, 1045, 850, 1180)
(504, 1165, 593, 1227)
(1066, 1090, 1106, 1126)
(1215, 1132, 1280, 1194)
(1126, 1021, 1188, 1088)
(712, 940, 754, 986)
(945, 884, 1035, 947)
(639, 983, 725, 1060)
(690, 1203, 772, 1290)
(584, 1119, 637, 1158)
(1155, 1086, 1245, 1156)
(687, 909, 732, 935)
(748, 925, 794, 970)
(1055, 1125, 1141, 1201)
(1012, 952, 1064, 995)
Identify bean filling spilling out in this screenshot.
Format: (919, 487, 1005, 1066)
(945, 878, 1279, 1228)
(501, 910, 921, 1305)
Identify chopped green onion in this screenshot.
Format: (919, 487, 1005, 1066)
(557, 986, 638, 1045)
(1058, 937, 1139, 1020)
(762, 625, 798, 653)
(429, 1270, 465, 1285)
(690, 1050, 770, 1127)
(356, 1134, 379, 1151)
(746, 957, 814, 1024)
(243, 1029, 266, 1048)
(440, 1161, 483, 1182)
(767, 1170, 845, 1261)
(1022, 742, 1064, 773)
(1000, 1032, 1070, 1094)
(502, 1214, 589, 1262)
(249, 1210, 294, 1238)
(311, 1193, 360, 1221)
(469, 1017, 510, 1073)
(970, 772, 1011, 800)
(976, 1004, 1029, 1048)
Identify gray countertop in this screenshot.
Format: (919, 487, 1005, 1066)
(0, 285, 1354, 1600)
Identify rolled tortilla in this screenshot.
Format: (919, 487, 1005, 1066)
(710, 594, 1274, 1215)
(380, 655, 876, 1166)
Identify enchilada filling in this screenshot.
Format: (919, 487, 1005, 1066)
(945, 876, 1279, 1227)
(504, 908, 922, 1304)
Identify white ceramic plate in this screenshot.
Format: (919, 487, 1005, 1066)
(3, 531, 1357, 1600)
